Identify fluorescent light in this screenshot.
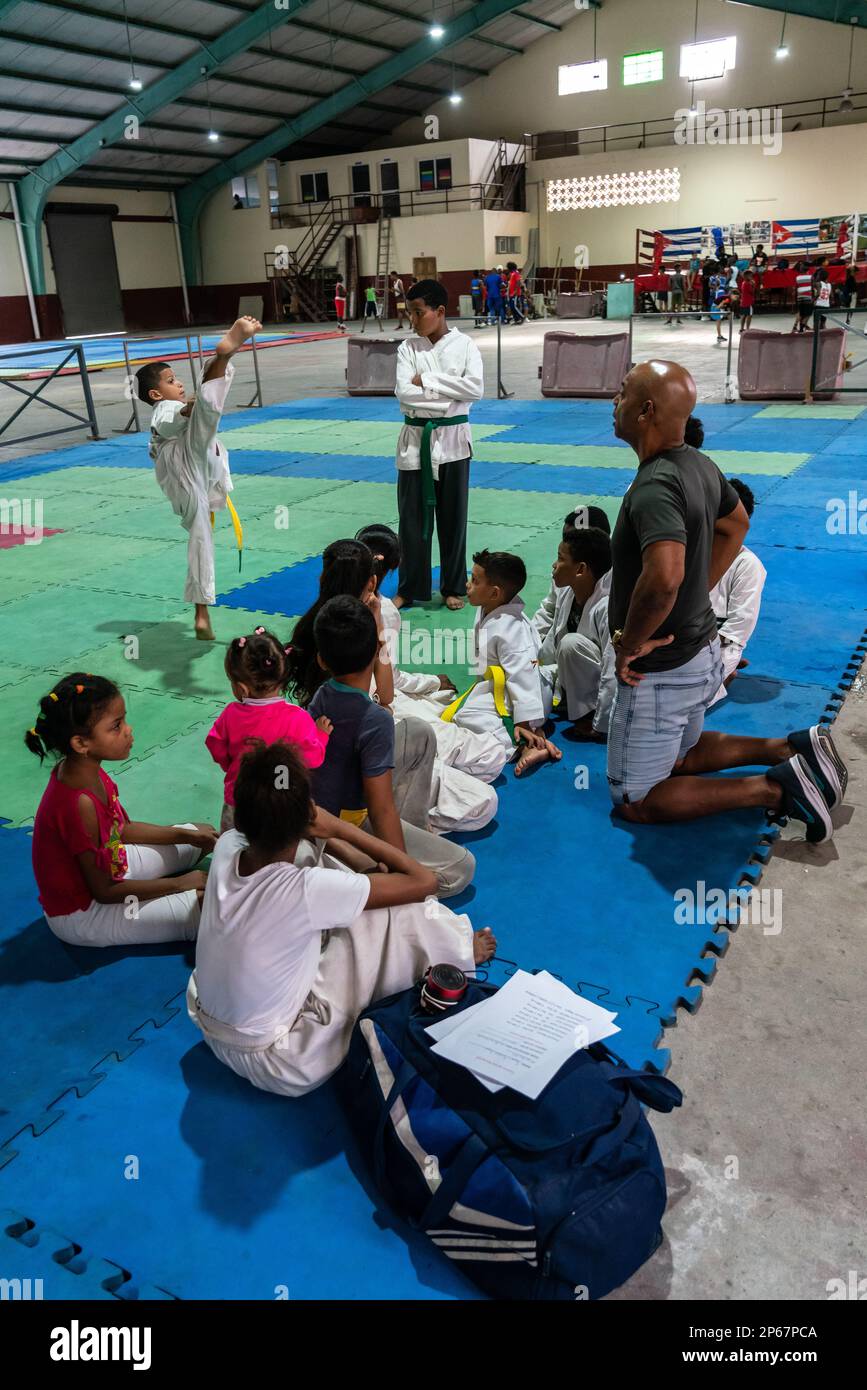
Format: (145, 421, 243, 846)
(129, 76, 142, 91)
(208, 130, 220, 142)
(449, 92, 462, 104)
(680, 36, 737, 81)
(430, 23, 445, 38)
(558, 59, 608, 96)
(776, 45, 789, 59)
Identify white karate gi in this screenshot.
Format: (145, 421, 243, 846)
(187, 832, 475, 1098)
(394, 328, 484, 475)
(368, 598, 499, 833)
(149, 360, 235, 606)
(708, 545, 767, 705)
(452, 598, 545, 752)
(378, 595, 507, 791)
(532, 571, 612, 721)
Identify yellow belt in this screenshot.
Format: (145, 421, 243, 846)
(210, 496, 244, 572)
(339, 808, 367, 827)
(440, 664, 513, 740)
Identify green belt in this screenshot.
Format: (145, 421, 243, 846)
(404, 414, 470, 541)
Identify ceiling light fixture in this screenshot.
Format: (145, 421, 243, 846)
(776, 11, 789, 58)
(430, 23, 445, 38)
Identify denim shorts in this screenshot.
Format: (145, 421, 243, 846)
(607, 638, 724, 805)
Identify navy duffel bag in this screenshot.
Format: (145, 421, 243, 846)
(339, 978, 683, 1300)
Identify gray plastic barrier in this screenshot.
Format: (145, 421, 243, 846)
(346, 335, 402, 396)
(737, 327, 846, 400)
(555, 291, 603, 318)
(540, 330, 631, 398)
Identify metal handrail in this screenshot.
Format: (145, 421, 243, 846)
(271, 182, 495, 229)
(525, 89, 867, 159)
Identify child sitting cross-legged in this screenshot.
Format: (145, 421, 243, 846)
(205, 625, 332, 832)
(187, 739, 496, 1097)
(27, 674, 215, 947)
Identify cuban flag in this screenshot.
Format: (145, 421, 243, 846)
(772, 219, 819, 253)
(637, 225, 702, 266)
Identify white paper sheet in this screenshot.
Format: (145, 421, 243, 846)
(429, 970, 620, 1100)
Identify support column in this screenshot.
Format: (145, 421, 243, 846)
(175, 184, 207, 288)
(14, 178, 50, 300)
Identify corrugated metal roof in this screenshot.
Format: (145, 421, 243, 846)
(0, 0, 579, 188)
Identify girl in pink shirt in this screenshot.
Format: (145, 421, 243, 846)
(27, 673, 214, 946)
(206, 626, 332, 831)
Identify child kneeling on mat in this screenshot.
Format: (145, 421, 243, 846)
(26, 674, 215, 947)
(187, 740, 496, 1098)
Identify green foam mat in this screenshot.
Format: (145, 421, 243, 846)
(224, 419, 511, 454)
(5, 678, 227, 829)
(109, 723, 228, 827)
(754, 403, 866, 420)
(68, 607, 298, 701)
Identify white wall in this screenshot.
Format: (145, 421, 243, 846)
(199, 162, 275, 285)
(386, 0, 867, 146)
(530, 122, 867, 266)
(0, 185, 26, 296)
(279, 139, 478, 206)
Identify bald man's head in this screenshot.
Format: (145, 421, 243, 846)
(613, 360, 698, 460)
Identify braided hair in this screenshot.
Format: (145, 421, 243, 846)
(286, 539, 375, 706)
(25, 673, 120, 764)
(225, 626, 290, 695)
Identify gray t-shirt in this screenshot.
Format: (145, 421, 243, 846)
(307, 679, 394, 814)
(608, 444, 739, 673)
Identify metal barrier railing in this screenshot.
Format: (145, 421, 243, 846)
(631, 306, 738, 402)
(808, 308, 867, 398)
(117, 331, 265, 434)
(0, 342, 102, 449)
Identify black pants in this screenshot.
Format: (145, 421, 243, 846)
(397, 458, 470, 602)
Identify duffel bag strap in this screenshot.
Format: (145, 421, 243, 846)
(373, 1061, 490, 1232)
(419, 1132, 490, 1231)
(589, 1044, 683, 1113)
(577, 1093, 642, 1167)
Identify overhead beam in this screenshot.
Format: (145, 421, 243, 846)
(347, 0, 523, 53)
(4, 22, 447, 103)
(24, 0, 493, 79)
(12, 0, 324, 295)
(0, 65, 410, 122)
(512, 8, 561, 31)
(176, 0, 528, 283)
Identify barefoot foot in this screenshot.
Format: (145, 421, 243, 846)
(514, 739, 561, 778)
(473, 926, 497, 964)
(194, 605, 215, 641)
(444, 595, 465, 611)
(215, 316, 261, 358)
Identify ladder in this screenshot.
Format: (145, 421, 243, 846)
(373, 216, 392, 312)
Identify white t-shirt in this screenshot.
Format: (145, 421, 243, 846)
(815, 280, 832, 308)
(194, 830, 370, 1037)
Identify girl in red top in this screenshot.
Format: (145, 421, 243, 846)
(27, 674, 215, 946)
(205, 626, 332, 831)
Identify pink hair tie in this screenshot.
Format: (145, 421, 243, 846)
(237, 636, 247, 648)
(284, 644, 294, 655)
(254, 626, 266, 635)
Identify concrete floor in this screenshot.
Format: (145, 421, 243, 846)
(1, 314, 864, 1301)
(4, 308, 855, 461)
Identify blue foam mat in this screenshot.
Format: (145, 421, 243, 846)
(2, 395, 864, 1299)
